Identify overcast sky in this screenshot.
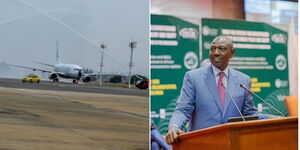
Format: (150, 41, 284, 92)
(0, 0, 149, 78)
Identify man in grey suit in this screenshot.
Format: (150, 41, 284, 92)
(166, 36, 271, 144)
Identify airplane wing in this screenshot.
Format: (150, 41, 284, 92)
(8, 64, 52, 73)
(33, 61, 55, 67)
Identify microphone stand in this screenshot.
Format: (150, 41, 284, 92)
(221, 83, 246, 122)
(240, 84, 285, 117)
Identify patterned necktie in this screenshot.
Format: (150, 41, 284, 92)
(218, 72, 225, 109)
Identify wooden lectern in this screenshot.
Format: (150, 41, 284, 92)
(173, 117, 298, 150)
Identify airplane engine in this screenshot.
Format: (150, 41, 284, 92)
(82, 75, 92, 82)
(49, 73, 58, 80)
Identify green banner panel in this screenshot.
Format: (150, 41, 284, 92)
(151, 15, 200, 134)
(201, 18, 289, 116)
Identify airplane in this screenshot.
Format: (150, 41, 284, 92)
(9, 41, 94, 84)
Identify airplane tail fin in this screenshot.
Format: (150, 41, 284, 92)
(56, 41, 62, 64)
(31, 41, 58, 67)
(1, 56, 6, 64)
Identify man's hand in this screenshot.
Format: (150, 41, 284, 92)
(165, 125, 184, 144)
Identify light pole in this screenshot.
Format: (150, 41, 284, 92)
(99, 42, 107, 85)
(128, 41, 137, 88)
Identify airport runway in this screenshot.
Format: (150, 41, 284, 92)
(0, 78, 149, 150)
(0, 78, 148, 97)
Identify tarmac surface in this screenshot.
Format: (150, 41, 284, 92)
(0, 78, 149, 150)
(0, 78, 148, 97)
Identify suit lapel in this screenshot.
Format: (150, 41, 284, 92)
(222, 69, 239, 118)
(204, 65, 222, 113)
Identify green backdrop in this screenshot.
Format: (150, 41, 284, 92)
(151, 15, 200, 134)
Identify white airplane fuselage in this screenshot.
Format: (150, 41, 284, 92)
(48, 63, 83, 83)
(53, 64, 82, 78)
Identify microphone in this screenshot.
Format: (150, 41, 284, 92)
(221, 83, 245, 122)
(240, 84, 285, 117)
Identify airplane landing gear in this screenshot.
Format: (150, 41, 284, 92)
(53, 78, 59, 82)
(73, 79, 79, 84)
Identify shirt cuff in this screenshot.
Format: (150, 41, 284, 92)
(169, 124, 179, 129)
(258, 114, 269, 119)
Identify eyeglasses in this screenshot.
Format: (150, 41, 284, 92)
(210, 46, 228, 53)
